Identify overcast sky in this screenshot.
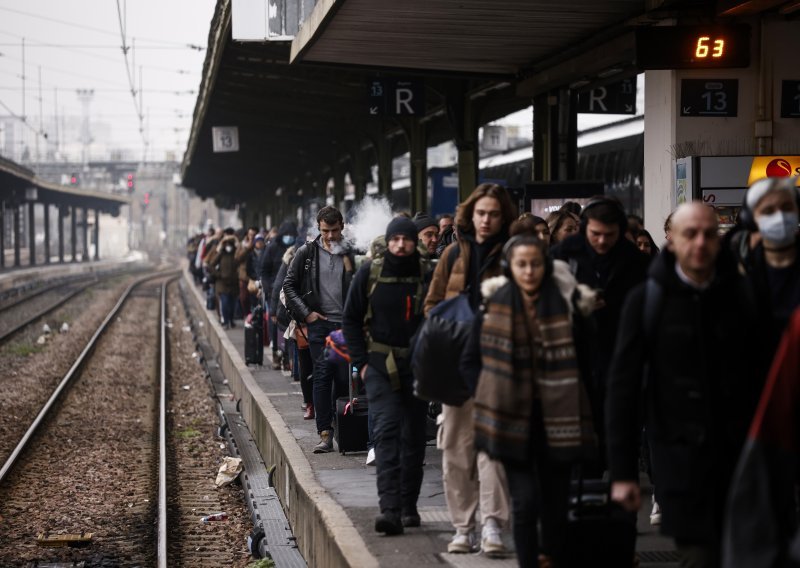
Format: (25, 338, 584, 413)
(0, 0, 217, 162)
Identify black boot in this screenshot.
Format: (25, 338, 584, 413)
(401, 508, 421, 528)
(375, 510, 403, 535)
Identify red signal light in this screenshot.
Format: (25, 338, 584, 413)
(144, 192, 150, 205)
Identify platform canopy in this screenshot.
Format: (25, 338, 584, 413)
(291, 0, 648, 75)
(182, 0, 540, 204)
(0, 157, 129, 215)
(186, 0, 794, 205)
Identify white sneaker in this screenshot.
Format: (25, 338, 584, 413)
(650, 499, 662, 526)
(447, 530, 477, 553)
(366, 447, 376, 466)
(481, 519, 507, 558)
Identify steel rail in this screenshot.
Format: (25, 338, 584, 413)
(0, 269, 181, 485)
(0, 274, 95, 312)
(0, 280, 98, 343)
(157, 276, 179, 568)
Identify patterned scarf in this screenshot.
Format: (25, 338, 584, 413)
(474, 278, 596, 464)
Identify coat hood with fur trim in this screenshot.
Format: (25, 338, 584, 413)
(281, 245, 296, 266)
(480, 259, 597, 318)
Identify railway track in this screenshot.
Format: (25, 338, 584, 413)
(0, 271, 252, 567)
(0, 267, 144, 343)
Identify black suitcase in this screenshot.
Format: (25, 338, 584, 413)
(334, 366, 369, 454)
(564, 477, 637, 568)
(244, 306, 264, 365)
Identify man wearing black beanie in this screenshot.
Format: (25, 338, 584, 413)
(413, 213, 440, 258)
(343, 216, 429, 535)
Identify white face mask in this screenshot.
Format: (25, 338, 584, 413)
(757, 211, 799, 247)
(224, 246, 234, 253)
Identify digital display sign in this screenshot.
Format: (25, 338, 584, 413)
(636, 25, 750, 69)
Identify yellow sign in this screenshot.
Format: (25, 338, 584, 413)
(747, 156, 800, 186)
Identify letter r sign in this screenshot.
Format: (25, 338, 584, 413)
(393, 81, 424, 116)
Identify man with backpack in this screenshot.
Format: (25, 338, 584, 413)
(283, 206, 354, 453)
(342, 217, 430, 535)
(606, 203, 762, 567)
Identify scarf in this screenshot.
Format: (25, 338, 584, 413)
(474, 278, 596, 464)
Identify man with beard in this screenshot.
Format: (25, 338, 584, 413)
(413, 213, 440, 259)
(284, 206, 354, 453)
(343, 217, 429, 535)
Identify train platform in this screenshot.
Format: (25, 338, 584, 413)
(182, 267, 679, 568)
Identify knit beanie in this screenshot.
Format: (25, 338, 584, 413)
(413, 213, 437, 233)
(746, 176, 798, 211)
(385, 217, 419, 243)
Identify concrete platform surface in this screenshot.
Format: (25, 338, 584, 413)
(185, 268, 679, 567)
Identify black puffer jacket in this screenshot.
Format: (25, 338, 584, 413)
(550, 233, 649, 385)
(606, 248, 762, 542)
(259, 221, 297, 295)
(282, 236, 355, 323)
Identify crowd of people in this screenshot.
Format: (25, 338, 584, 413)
(186, 176, 800, 568)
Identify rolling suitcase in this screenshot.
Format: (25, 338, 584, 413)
(564, 474, 637, 568)
(244, 305, 264, 365)
(334, 366, 369, 454)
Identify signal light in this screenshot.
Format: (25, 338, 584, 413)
(126, 173, 135, 191)
(144, 192, 150, 207)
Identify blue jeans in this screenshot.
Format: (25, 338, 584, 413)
(219, 292, 237, 325)
(308, 320, 347, 434)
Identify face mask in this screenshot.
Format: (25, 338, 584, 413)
(282, 235, 296, 246)
(224, 246, 234, 253)
(758, 211, 799, 247)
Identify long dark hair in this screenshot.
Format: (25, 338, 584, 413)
(455, 183, 517, 235)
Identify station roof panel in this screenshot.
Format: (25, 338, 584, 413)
(292, 0, 646, 74)
(0, 156, 129, 213)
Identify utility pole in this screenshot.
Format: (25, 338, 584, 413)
(76, 89, 94, 166)
(20, 38, 25, 121)
(36, 66, 42, 164)
(53, 88, 59, 158)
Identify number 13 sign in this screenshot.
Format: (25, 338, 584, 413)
(680, 79, 739, 117)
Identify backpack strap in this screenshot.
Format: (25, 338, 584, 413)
(642, 278, 663, 343)
(641, 277, 664, 398)
(447, 243, 460, 274)
(364, 257, 426, 331)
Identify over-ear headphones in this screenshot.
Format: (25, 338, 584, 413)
(500, 234, 553, 279)
(579, 196, 628, 234)
(740, 177, 800, 232)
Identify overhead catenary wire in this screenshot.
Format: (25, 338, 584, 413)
(0, 5, 204, 49)
(0, 2, 207, 163)
(0, 29, 200, 75)
(0, 43, 202, 50)
(114, 0, 148, 159)
(0, 96, 49, 141)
